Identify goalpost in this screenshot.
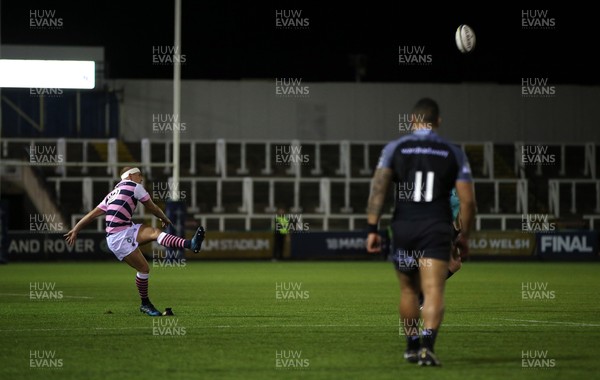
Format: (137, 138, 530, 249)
(165, 0, 187, 261)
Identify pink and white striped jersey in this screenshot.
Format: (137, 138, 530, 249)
(97, 180, 150, 234)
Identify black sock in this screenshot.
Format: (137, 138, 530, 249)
(446, 270, 455, 279)
(141, 297, 151, 306)
(407, 335, 420, 351)
(421, 329, 438, 352)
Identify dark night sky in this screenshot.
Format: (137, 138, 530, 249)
(1, 1, 598, 84)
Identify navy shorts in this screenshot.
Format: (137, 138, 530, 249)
(390, 219, 453, 273)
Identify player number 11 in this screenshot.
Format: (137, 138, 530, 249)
(414, 171, 434, 202)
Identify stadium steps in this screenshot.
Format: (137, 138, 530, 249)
(10, 165, 67, 230)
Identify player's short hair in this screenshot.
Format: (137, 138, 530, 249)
(412, 98, 440, 126)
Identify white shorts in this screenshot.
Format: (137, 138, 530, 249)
(106, 224, 142, 261)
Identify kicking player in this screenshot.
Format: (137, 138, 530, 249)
(366, 98, 476, 366)
(64, 167, 205, 316)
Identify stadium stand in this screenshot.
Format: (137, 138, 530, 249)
(1, 138, 598, 235)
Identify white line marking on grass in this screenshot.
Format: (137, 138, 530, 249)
(0, 293, 93, 299)
(4, 321, 600, 333)
(495, 318, 600, 327)
(0, 326, 149, 332)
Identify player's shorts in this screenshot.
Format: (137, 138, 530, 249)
(390, 219, 453, 273)
(106, 224, 142, 261)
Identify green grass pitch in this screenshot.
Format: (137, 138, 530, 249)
(1, 261, 599, 380)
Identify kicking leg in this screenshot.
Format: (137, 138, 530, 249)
(136, 224, 205, 253)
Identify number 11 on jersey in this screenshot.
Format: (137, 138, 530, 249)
(414, 171, 434, 202)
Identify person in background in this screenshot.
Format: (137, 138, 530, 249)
(273, 208, 289, 261)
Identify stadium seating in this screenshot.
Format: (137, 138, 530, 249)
(1, 138, 598, 233)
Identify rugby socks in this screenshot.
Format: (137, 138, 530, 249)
(407, 335, 420, 351)
(421, 329, 438, 352)
(136, 272, 150, 305)
(157, 232, 191, 249)
(403, 316, 422, 351)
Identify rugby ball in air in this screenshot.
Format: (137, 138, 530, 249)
(455, 24, 476, 53)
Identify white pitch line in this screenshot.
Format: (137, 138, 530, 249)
(0, 326, 149, 332)
(495, 318, 600, 327)
(0, 293, 93, 299)
(2, 321, 600, 333)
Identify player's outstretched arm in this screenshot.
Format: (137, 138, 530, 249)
(64, 207, 105, 245)
(141, 198, 173, 228)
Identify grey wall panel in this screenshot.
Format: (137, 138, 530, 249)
(116, 79, 600, 143)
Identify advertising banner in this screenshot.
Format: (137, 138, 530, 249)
(184, 231, 273, 260)
(289, 231, 384, 260)
(7, 232, 111, 261)
(468, 231, 536, 256)
(536, 231, 598, 260)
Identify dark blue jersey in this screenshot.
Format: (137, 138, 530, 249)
(377, 130, 472, 222)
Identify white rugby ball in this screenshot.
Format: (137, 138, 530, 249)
(455, 24, 476, 53)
